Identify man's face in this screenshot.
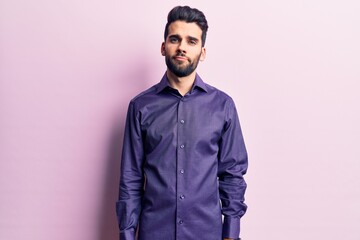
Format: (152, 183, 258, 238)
(161, 20, 206, 77)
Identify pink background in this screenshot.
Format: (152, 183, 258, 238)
(1, 1, 359, 240)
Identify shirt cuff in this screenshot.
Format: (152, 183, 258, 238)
(222, 216, 240, 239)
(120, 229, 135, 240)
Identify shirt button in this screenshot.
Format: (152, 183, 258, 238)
(180, 119, 185, 124)
(180, 144, 185, 149)
(179, 194, 185, 200)
(180, 169, 184, 174)
(179, 220, 184, 224)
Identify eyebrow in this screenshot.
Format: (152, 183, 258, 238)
(168, 34, 181, 40)
(168, 34, 199, 42)
(188, 36, 199, 42)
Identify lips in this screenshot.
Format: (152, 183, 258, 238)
(173, 55, 189, 62)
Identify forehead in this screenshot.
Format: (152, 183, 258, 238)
(167, 20, 202, 39)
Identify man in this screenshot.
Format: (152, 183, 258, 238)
(116, 6, 248, 240)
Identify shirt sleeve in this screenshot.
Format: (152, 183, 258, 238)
(116, 101, 144, 240)
(218, 98, 248, 239)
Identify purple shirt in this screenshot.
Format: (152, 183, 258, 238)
(116, 73, 248, 240)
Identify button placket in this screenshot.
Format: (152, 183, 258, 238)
(176, 99, 187, 237)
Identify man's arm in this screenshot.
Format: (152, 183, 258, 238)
(116, 101, 144, 240)
(218, 98, 248, 240)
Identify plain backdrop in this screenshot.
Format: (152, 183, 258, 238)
(1, 1, 359, 240)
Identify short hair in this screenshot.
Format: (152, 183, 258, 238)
(164, 6, 209, 47)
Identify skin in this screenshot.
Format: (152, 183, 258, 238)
(161, 20, 236, 240)
(161, 20, 206, 96)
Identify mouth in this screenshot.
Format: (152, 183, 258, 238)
(173, 54, 189, 62)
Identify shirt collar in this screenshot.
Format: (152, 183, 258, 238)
(156, 72, 208, 94)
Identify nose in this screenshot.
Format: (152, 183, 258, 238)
(177, 40, 187, 53)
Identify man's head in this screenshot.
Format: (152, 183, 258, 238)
(161, 6, 208, 78)
(164, 6, 208, 47)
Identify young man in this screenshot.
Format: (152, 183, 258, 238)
(116, 6, 248, 240)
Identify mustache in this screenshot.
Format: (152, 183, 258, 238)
(175, 52, 186, 57)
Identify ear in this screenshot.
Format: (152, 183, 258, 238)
(200, 47, 206, 61)
(161, 42, 166, 56)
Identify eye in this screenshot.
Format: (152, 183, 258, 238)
(188, 38, 198, 45)
(189, 40, 197, 45)
(169, 37, 178, 43)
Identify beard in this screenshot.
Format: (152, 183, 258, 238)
(165, 52, 201, 77)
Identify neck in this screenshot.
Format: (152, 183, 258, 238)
(166, 70, 197, 96)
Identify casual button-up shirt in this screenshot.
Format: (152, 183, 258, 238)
(116, 73, 248, 240)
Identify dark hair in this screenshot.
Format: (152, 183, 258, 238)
(164, 6, 209, 47)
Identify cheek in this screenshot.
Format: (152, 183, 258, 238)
(166, 45, 175, 51)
